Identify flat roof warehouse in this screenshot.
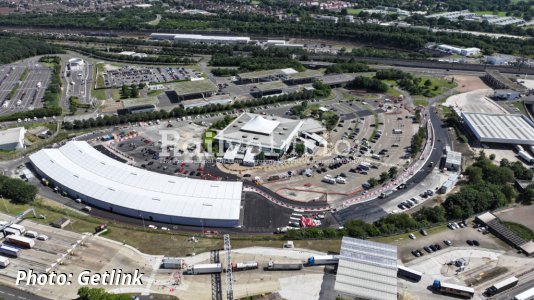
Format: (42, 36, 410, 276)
(29, 142, 243, 227)
(462, 112, 534, 145)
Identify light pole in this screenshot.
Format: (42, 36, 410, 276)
(139, 213, 146, 230)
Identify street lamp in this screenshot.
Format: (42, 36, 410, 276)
(139, 213, 146, 230)
(0, 195, 8, 213)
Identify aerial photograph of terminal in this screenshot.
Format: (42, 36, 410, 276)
(1, 0, 534, 300)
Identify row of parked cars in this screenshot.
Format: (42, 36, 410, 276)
(412, 240, 453, 257)
(398, 197, 419, 210)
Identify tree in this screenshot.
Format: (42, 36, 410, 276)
(77, 287, 131, 300)
(130, 84, 139, 98)
(368, 177, 379, 188)
(379, 172, 389, 183)
(0, 176, 37, 204)
(424, 79, 432, 87)
(256, 151, 265, 162)
(388, 166, 398, 179)
(295, 143, 305, 156)
(489, 153, 496, 160)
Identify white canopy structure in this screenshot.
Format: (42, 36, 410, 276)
(30, 142, 242, 227)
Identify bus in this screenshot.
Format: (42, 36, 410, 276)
(433, 280, 474, 298)
(485, 276, 518, 296)
(514, 287, 534, 300)
(397, 265, 422, 282)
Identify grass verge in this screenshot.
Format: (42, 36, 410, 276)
(503, 221, 534, 241)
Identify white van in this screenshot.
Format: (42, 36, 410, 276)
(82, 206, 91, 212)
(24, 231, 38, 238)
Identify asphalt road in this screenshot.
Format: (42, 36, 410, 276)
(0, 285, 49, 300)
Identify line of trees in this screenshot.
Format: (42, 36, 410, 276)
(346, 76, 389, 93)
(0, 175, 37, 204)
(325, 61, 373, 74)
(0, 36, 62, 64)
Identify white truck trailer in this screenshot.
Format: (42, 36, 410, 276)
(187, 263, 222, 275)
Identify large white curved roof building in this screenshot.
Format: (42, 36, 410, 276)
(29, 141, 243, 227)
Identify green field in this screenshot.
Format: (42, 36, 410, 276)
(347, 8, 362, 15)
(419, 76, 457, 97)
(474, 11, 507, 17)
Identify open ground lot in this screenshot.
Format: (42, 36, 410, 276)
(0, 60, 51, 115)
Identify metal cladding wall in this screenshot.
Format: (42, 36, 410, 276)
(30, 159, 239, 228)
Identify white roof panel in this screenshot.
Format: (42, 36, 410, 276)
(241, 115, 280, 135)
(463, 113, 534, 144)
(29, 142, 242, 221)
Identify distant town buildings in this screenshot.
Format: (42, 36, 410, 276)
(150, 33, 250, 45)
(426, 10, 529, 27)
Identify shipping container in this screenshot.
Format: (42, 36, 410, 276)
(9, 224, 25, 234)
(266, 261, 303, 271)
(397, 265, 422, 282)
(187, 263, 222, 275)
(307, 255, 339, 266)
(514, 287, 534, 300)
(0, 244, 21, 257)
(6, 235, 35, 248)
(231, 261, 258, 271)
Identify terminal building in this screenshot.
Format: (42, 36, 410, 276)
(29, 141, 243, 227)
(216, 113, 304, 159)
(150, 33, 250, 45)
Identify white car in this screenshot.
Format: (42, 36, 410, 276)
(161, 227, 170, 231)
(148, 225, 157, 229)
(36, 235, 49, 241)
(409, 233, 416, 240)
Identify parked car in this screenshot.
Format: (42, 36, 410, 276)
(423, 246, 433, 253)
(472, 240, 480, 246)
(409, 233, 416, 240)
(466, 240, 474, 246)
(411, 250, 421, 257)
(420, 228, 428, 236)
(444, 240, 452, 246)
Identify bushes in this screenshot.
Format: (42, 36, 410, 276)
(0, 36, 62, 64)
(325, 61, 372, 74)
(347, 76, 388, 93)
(0, 175, 37, 204)
(410, 126, 426, 158)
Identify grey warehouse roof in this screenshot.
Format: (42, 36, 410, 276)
(29, 141, 242, 221)
(334, 237, 398, 300)
(462, 113, 534, 145)
(0, 127, 25, 146)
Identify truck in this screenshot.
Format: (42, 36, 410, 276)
(0, 244, 21, 257)
(0, 256, 9, 267)
(9, 224, 26, 234)
(379, 190, 394, 199)
(514, 287, 534, 300)
(24, 231, 38, 238)
(187, 263, 222, 275)
(433, 280, 474, 298)
(266, 261, 303, 271)
(515, 145, 525, 152)
(307, 255, 339, 266)
(231, 261, 258, 271)
(6, 235, 34, 248)
(485, 276, 518, 296)
(518, 151, 534, 164)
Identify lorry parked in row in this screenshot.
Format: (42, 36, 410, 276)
(266, 261, 303, 271)
(518, 151, 534, 164)
(0, 244, 21, 258)
(6, 235, 35, 249)
(231, 261, 258, 272)
(0, 256, 9, 267)
(379, 190, 394, 199)
(186, 263, 222, 275)
(307, 255, 339, 266)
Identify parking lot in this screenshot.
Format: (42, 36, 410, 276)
(0, 62, 51, 115)
(261, 97, 415, 202)
(101, 120, 212, 179)
(64, 58, 93, 105)
(0, 213, 86, 281)
(100, 65, 201, 88)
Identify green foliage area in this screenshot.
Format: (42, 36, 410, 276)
(119, 84, 142, 99)
(69, 96, 91, 114)
(325, 61, 372, 74)
(321, 111, 339, 131)
(312, 81, 332, 98)
(62, 90, 317, 130)
(210, 48, 305, 72)
(77, 287, 131, 300)
(19, 68, 29, 81)
(39, 56, 62, 110)
(295, 143, 305, 155)
(0, 35, 62, 64)
(502, 221, 534, 241)
(211, 68, 239, 77)
(210, 115, 237, 130)
(347, 76, 388, 93)
(350, 48, 428, 59)
(410, 126, 426, 158)
(0, 106, 62, 122)
(66, 45, 196, 65)
(0, 175, 37, 204)
(6, 82, 20, 101)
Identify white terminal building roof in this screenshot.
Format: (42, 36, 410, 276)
(215, 113, 303, 152)
(29, 141, 242, 223)
(334, 237, 398, 300)
(462, 113, 534, 145)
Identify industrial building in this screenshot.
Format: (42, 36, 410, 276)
(216, 113, 304, 159)
(462, 112, 534, 145)
(249, 81, 288, 98)
(0, 127, 26, 151)
(444, 146, 462, 171)
(68, 58, 85, 71)
(435, 44, 480, 57)
(236, 68, 297, 84)
(29, 141, 243, 227)
(334, 237, 398, 300)
(166, 79, 218, 101)
(150, 33, 250, 44)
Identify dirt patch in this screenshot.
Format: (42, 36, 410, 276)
(495, 205, 534, 232)
(450, 75, 490, 92)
